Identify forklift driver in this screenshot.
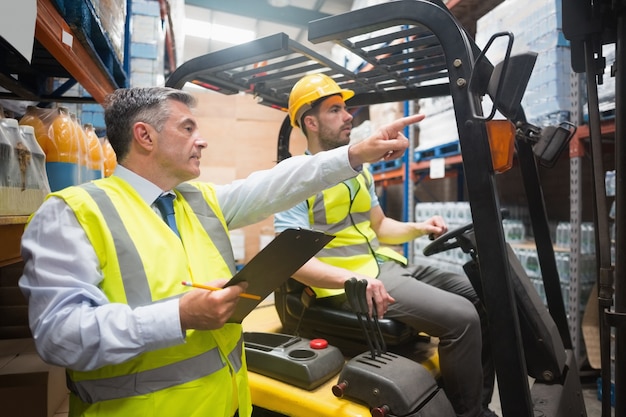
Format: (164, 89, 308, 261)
(274, 73, 498, 417)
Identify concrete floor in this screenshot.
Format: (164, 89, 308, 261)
(488, 377, 604, 417)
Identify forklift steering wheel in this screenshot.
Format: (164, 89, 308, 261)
(422, 222, 474, 257)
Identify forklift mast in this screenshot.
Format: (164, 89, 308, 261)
(563, 1, 625, 416)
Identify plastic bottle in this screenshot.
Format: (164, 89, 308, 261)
(0, 118, 50, 215)
(19, 106, 55, 160)
(46, 107, 81, 191)
(70, 113, 90, 183)
(19, 125, 50, 193)
(605, 170, 615, 197)
(84, 123, 104, 180)
(555, 222, 570, 249)
(581, 222, 595, 255)
(101, 137, 117, 177)
(555, 252, 570, 283)
(0, 117, 20, 189)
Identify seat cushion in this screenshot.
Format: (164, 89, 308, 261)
(277, 288, 415, 347)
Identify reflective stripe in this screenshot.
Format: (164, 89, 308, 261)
(313, 211, 371, 235)
(177, 184, 236, 275)
(68, 341, 244, 403)
(311, 195, 327, 224)
(318, 241, 377, 258)
(82, 183, 152, 308)
(227, 335, 243, 371)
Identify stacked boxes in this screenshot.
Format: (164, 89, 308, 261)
(476, 0, 572, 126)
(88, 0, 127, 63)
(130, 0, 165, 87)
(0, 339, 67, 417)
(51, 0, 128, 88)
(415, 95, 458, 159)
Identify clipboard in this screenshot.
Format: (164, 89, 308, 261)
(224, 228, 334, 323)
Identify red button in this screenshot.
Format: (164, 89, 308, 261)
(309, 338, 328, 349)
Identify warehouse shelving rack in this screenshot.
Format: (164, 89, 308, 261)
(0, 0, 129, 104)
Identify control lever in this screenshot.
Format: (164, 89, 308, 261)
(356, 279, 383, 357)
(345, 278, 376, 359)
(371, 299, 387, 355)
(336, 278, 457, 416)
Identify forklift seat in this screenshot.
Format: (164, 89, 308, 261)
(274, 278, 418, 355)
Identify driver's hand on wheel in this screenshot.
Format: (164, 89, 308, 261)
(419, 215, 448, 239)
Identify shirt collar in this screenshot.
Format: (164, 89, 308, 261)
(113, 165, 171, 206)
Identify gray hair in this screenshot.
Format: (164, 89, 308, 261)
(103, 87, 197, 161)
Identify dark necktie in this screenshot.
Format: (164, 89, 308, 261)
(155, 194, 180, 238)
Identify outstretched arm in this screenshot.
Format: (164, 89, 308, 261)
(218, 113, 425, 230)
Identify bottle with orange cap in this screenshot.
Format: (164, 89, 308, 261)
(101, 137, 117, 177)
(70, 113, 87, 184)
(46, 107, 81, 191)
(19, 105, 55, 159)
(84, 123, 104, 180)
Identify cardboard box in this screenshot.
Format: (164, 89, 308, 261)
(0, 339, 67, 417)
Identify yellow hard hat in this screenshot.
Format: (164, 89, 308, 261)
(288, 73, 355, 128)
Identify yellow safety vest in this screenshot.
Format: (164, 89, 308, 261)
(306, 170, 407, 298)
(52, 177, 252, 417)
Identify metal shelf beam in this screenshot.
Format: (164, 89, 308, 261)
(33, 0, 116, 104)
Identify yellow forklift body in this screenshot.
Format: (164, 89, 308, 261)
(243, 303, 440, 416)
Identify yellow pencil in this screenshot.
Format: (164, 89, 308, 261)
(181, 281, 261, 300)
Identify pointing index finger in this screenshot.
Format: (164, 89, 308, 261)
(384, 114, 425, 137)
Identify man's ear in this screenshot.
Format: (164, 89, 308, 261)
(303, 115, 318, 132)
(133, 122, 154, 150)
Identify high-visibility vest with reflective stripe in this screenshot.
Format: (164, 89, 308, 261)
(52, 177, 251, 417)
(307, 171, 407, 298)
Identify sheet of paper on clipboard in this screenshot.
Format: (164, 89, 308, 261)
(224, 228, 334, 323)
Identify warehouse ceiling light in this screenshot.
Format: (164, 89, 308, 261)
(268, 0, 290, 6)
(185, 19, 256, 44)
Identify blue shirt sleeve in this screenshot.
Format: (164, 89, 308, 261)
(274, 200, 310, 232)
(369, 173, 380, 208)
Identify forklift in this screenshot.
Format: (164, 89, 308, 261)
(165, 0, 622, 415)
